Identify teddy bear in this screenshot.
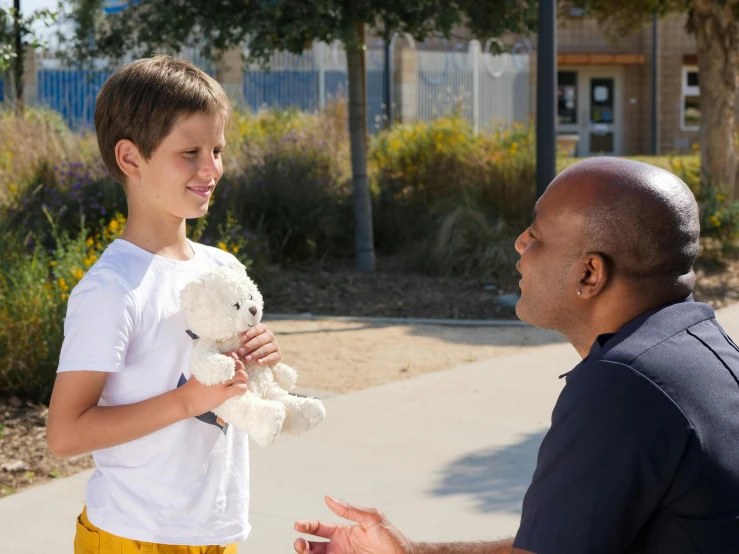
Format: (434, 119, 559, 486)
(179, 262, 326, 447)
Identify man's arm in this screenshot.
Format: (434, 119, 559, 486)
(294, 497, 536, 554)
(411, 538, 532, 554)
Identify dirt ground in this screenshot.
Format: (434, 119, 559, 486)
(2, 252, 738, 498)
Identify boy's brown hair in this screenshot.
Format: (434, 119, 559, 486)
(94, 55, 232, 184)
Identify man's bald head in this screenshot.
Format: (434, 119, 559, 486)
(555, 157, 700, 297)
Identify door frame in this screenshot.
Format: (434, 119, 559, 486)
(557, 65, 625, 157)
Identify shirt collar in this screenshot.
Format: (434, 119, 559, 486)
(560, 294, 710, 380)
(588, 294, 699, 357)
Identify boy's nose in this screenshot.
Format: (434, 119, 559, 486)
(249, 306, 257, 316)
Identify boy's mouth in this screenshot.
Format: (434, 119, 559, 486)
(187, 185, 214, 198)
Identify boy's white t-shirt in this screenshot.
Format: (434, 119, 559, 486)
(57, 239, 250, 545)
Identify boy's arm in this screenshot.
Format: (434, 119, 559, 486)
(47, 354, 248, 458)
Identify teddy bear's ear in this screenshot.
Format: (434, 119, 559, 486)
(179, 277, 207, 317)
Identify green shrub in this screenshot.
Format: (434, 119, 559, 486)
(211, 105, 354, 265)
(410, 192, 520, 283)
(370, 117, 534, 271)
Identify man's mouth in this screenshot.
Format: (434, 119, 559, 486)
(187, 185, 214, 198)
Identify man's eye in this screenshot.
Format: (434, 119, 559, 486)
(528, 229, 537, 240)
(184, 150, 198, 156)
(234, 302, 241, 310)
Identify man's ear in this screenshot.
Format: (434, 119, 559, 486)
(578, 252, 609, 299)
(115, 139, 144, 182)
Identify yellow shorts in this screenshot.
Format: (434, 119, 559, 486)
(75, 507, 238, 554)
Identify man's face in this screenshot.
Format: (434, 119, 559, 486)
(514, 178, 583, 330)
(134, 111, 226, 220)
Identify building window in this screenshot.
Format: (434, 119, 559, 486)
(681, 66, 700, 131)
(557, 71, 578, 125)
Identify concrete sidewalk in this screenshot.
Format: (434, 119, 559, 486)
(2, 302, 738, 553)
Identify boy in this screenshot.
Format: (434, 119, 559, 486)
(46, 55, 282, 553)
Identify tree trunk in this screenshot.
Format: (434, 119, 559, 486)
(690, 0, 739, 199)
(347, 23, 375, 272)
(13, 0, 24, 114)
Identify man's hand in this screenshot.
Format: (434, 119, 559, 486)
(238, 323, 281, 365)
(294, 496, 411, 554)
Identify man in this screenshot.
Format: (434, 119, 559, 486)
(293, 158, 739, 554)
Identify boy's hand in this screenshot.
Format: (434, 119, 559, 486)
(238, 323, 281, 365)
(179, 353, 249, 418)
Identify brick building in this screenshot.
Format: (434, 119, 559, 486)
(549, 12, 699, 157)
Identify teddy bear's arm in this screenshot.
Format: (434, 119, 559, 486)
(270, 362, 298, 391)
(190, 340, 236, 386)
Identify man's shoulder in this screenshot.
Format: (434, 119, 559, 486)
(597, 300, 718, 369)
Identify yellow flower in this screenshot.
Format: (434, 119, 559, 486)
(218, 242, 228, 251)
(83, 254, 98, 267)
(57, 278, 69, 292)
(86, 237, 94, 247)
(49, 260, 57, 267)
(108, 219, 120, 233)
(709, 215, 721, 227)
(61, 293, 69, 301)
(72, 268, 84, 281)
(231, 245, 239, 253)
(717, 193, 726, 202)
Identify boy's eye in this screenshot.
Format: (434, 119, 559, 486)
(214, 149, 223, 157)
(234, 302, 241, 310)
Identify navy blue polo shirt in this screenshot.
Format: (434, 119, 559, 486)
(513, 297, 739, 554)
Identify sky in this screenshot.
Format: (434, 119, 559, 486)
(2, 0, 78, 40)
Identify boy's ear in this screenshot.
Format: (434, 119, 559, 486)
(115, 139, 143, 181)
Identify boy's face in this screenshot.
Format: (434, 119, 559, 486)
(133, 111, 226, 220)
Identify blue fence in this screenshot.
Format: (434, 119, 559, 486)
(37, 69, 111, 130)
(242, 68, 387, 131)
(3, 66, 387, 132)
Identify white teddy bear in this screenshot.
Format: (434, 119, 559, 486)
(179, 262, 326, 447)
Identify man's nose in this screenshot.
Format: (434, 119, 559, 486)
(249, 306, 257, 316)
(514, 231, 527, 254)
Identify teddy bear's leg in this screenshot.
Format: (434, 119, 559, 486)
(271, 363, 298, 391)
(215, 392, 286, 447)
(265, 388, 326, 436)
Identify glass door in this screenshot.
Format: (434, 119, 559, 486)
(557, 71, 580, 157)
(579, 69, 623, 156)
(557, 68, 623, 157)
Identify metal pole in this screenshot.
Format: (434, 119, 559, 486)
(536, 0, 557, 199)
(384, 37, 392, 128)
(651, 13, 659, 156)
(314, 41, 326, 110)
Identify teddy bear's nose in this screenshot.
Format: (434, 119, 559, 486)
(249, 306, 257, 316)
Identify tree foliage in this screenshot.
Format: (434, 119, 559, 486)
(64, 0, 538, 65)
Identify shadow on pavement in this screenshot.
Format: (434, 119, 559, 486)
(430, 431, 547, 514)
